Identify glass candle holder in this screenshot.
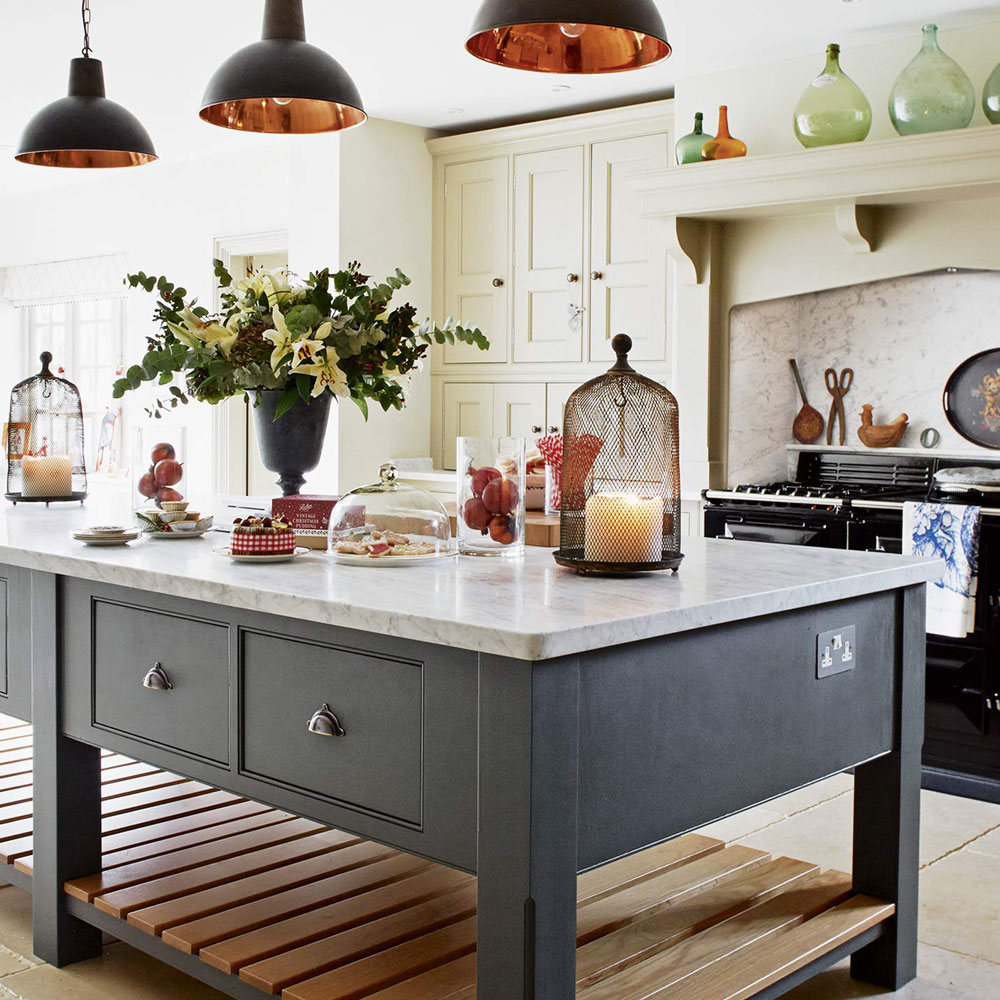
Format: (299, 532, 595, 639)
(456, 436, 526, 557)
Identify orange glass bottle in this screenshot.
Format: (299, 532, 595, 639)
(701, 106, 747, 160)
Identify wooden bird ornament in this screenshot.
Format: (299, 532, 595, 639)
(858, 404, 908, 448)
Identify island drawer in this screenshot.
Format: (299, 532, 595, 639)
(89, 598, 231, 766)
(239, 629, 423, 826)
(0, 564, 31, 721)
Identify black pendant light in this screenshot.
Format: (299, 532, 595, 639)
(15, 1, 156, 168)
(200, 0, 366, 134)
(467, 0, 671, 74)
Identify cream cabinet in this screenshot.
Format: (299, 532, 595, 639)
(429, 100, 675, 470)
(441, 157, 510, 365)
(512, 147, 586, 364)
(589, 133, 670, 363)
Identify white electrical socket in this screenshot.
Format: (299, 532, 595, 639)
(817, 625, 857, 678)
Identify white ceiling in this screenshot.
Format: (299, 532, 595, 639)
(1, 0, 999, 196)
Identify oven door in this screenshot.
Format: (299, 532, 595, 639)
(704, 508, 846, 548)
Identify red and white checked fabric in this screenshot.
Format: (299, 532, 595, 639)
(231, 531, 296, 555)
(537, 433, 564, 510)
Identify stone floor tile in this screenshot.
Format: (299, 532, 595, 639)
(919, 848, 1000, 964)
(918, 790, 1000, 866)
(0, 944, 227, 1000)
(696, 803, 785, 844)
(782, 958, 976, 999)
(917, 942, 1000, 997)
(767, 773, 855, 817)
(0, 888, 39, 964)
(967, 823, 1000, 858)
(736, 793, 854, 873)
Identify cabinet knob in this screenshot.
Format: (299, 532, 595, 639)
(307, 703, 346, 738)
(549, 425, 559, 434)
(142, 662, 173, 691)
(531, 425, 542, 434)
(591, 271, 604, 281)
(566, 273, 579, 283)
(492, 277, 504, 288)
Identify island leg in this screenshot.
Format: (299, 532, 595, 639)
(30, 571, 103, 966)
(851, 584, 925, 989)
(477, 654, 580, 1000)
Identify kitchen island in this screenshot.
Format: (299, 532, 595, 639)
(0, 503, 939, 1000)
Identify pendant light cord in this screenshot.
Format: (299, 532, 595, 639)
(81, 0, 92, 57)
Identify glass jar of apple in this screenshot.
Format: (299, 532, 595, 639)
(457, 437, 526, 557)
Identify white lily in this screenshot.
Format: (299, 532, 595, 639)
(295, 347, 350, 399)
(167, 307, 238, 357)
(289, 322, 333, 369)
(262, 306, 296, 369)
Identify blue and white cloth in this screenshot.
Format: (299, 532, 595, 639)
(903, 502, 981, 638)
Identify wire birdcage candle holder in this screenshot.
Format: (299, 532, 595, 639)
(554, 335, 682, 575)
(6, 353, 88, 505)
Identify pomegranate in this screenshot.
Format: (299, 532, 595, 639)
(488, 515, 515, 545)
(155, 488, 183, 506)
(150, 442, 176, 464)
(463, 497, 492, 533)
(137, 472, 157, 499)
(482, 477, 519, 516)
(470, 466, 501, 498)
(154, 458, 183, 488)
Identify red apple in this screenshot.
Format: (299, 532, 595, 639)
(470, 466, 501, 498)
(138, 472, 157, 499)
(150, 442, 175, 464)
(463, 497, 491, 533)
(488, 515, 515, 545)
(154, 458, 183, 488)
(482, 477, 519, 515)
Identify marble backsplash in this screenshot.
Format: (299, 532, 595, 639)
(728, 270, 1000, 485)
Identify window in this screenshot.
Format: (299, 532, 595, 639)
(24, 299, 127, 471)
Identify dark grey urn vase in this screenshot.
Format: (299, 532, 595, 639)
(248, 389, 332, 496)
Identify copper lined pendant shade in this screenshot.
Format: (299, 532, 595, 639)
(200, 0, 365, 134)
(467, 0, 671, 74)
(16, 2, 156, 168)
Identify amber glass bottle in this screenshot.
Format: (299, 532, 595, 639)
(701, 106, 747, 160)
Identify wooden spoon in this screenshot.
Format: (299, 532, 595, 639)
(789, 359, 824, 444)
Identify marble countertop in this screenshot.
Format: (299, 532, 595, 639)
(0, 502, 940, 660)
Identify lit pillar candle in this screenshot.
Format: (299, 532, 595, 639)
(21, 455, 73, 498)
(584, 493, 664, 563)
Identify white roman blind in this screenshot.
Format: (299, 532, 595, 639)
(0, 253, 129, 308)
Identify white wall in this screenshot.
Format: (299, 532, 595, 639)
(675, 21, 1000, 157)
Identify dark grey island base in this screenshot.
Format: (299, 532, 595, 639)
(0, 528, 938, 1000)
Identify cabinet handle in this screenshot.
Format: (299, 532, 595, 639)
(531, 425, 542, 434)
(591, 271, 604, 281)
(307, 703, 346, 737)
(549, 425, 559, 434)
(142, 662, 173, 691)
(492, 277, 504, 288)
(566, 273, 579, 283)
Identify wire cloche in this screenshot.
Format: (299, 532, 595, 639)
(6, 353, 88, 505)
(327, 463, 454, 564)
(555, 334, 682, 575)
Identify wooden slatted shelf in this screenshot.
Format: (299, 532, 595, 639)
(0, 714, 895, 1000)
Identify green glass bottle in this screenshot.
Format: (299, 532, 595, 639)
(983, 61, 1000, 124)
(675, 112, 714, 164)
(889, 24, 975, 135)
(793, 44, 872, 148)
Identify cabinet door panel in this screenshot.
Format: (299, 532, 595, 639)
(442, 383, 494, 470)
(493, 383, 546, 439)
(590, 134, 670, 363)
(513, 147, 585, 363)
(443, 158, 509, 364)
(545, 383, 576, 435)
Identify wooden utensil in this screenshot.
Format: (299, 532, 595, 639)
(789, 360, 824, 444)
(825, 367, 854, 445)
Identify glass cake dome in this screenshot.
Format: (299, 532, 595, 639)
(327, 463, 454, 563)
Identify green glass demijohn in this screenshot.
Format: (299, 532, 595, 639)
(983, 61, 1000, 124)
(675, 112, 714, 164)
(889, 24, 975, 135)
(793, 44, 872, 148)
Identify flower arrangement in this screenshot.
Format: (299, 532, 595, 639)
(114, 261, 489, 420)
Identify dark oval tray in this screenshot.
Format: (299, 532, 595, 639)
(943, 348, 1000, 449)
(553, 548, 683, 576)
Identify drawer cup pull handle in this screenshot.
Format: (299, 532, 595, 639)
(308, 703, 346, 737)
(142, 663, 173, 691)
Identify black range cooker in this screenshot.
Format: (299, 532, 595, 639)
(704, 450, 1000, 803)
